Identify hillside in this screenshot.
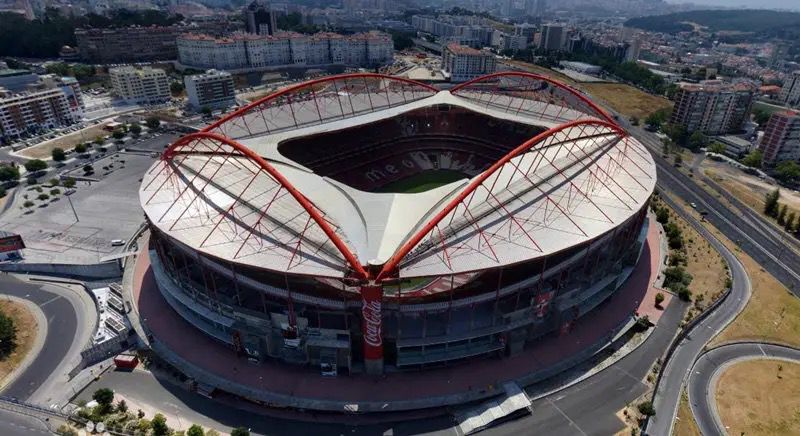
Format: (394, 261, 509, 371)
(625, 9, 800, 38)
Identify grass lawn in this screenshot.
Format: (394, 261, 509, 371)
(674, 390, 701, 436)
(0, 300, 38, 387)
(376, 170, 466, 194)
(19, 123, 110, 160)
(716, 359, 800, 436)
(582, 83, 673, 120)
(753, 100, 790, 116)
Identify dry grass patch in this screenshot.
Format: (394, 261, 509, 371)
(692, 222, 800, 348)
(674, 390, 701, 436)
(18, 123, 111, 160)
(716, 359, 800, 436)
(583, 83, 672, 120)
(0, 300, 38, 385)
(500, 60, 579, 86)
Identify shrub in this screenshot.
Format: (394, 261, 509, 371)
(638, 401, 656, 416)
(63, 178, 76, 188)
(50, 188, 60, 196)
(655, 292, 665, 307)
(52, 147, 66, 162)
(37, 193, 49, 201)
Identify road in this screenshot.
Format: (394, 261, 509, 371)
(687, 343, 800, 435)
(642, 173, 752, 436)
(0, 274, 79, 402)
(0, 407, 52, 435)
(625, 123, 800, 293)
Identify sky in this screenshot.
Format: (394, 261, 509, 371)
(666, 0, 800, 10)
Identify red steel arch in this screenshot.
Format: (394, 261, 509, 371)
(161, 131, 370, 280)
(202, 72, 439, 137)
(375, 118, 627, 281)
(450, 71, 616, 124)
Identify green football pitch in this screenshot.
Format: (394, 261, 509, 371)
(375, 170, 467, 193)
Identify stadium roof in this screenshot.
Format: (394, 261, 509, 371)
(140, 72, 656, 280)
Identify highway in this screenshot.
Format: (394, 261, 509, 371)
(687, 343, 800, 435)
(0, 274, 79, 402)
(624, 123, 800, 292)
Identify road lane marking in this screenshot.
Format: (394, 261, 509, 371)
(545, 397, 588, 436)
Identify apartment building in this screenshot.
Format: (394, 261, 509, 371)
(177, 31, 393, 72)
(538, 24, 566, 52)
(442, 43, 496, 83)
(759, 111, 800, 165)
(109, 67, 170, 105)
(74, 21, 236, 63)
(779, 71, 800, 107)
(185, 70, 236, 111)
(669, 80, 755, 135)
(0, 87, 77, 142)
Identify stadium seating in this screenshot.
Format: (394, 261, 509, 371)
(278, 106, 543, 192)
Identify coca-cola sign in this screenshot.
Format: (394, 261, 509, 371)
(361, 285, 383, 360)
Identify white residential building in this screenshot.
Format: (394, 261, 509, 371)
(779, 71, 800, 107)
(185, 70, 236, 111)
(442, 43, 496, 83)
(0, 87, 78, 142)
(109, 66, 170, 105)
(177, 31, 393, 72)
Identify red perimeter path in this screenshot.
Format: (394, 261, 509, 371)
(133, 218, 667, 405)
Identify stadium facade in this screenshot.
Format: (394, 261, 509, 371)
(140, 72, 656, 376)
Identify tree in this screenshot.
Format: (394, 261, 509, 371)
(775, 161, 800, 185)
(0, 165, 20, 182)
(663, 123, 688, 146)
(151, 413, 169, 436)
(187, 424, 205, 436)
(52, 147, 66, 162)
(112, 129, 125, 140)
(687, 131, 707, 151)
(37, 193, 50, 202)
(0, 309, 17, 357)
(92, 388, 114, 413)
(116, 399, 128, 413)
(708, 142, 726, 155)
(785, 212, 796, 232)
(23, 200, 34, 208)
(74, 143, 87, 154)
(201, 106, 212, 116)
(231, 428, 250, 436)
(50, 188, 60, 196)
(24, 159, 48, 173)
(740, 150, 763, 168)
(170, 81, 184, 96)
(638, 401, 656, 416)
(656, 207, 670, 224)
(63, 178, 76, 188)
(764, 189, 781, 217)
(752, 108, 771, 126)
(655, 292, 665, 308)
(146, 116, 161, 130)
(673, 153, 683, 167)
(83, 164, 94, 174)
(129, 123, 142, 136)
(777, 204, 788, 225)
(94, 136, 105, 145)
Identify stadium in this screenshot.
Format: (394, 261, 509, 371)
(139, 71, 657, 377)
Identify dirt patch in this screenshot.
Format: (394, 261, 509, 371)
(0, 299, 39, 385)
(18, 123, 110, 160)
(674, 390, 701, 436)
(500, 60, 579, 86)
(583, 83, 673, 120)
(716, 359, 800, 436)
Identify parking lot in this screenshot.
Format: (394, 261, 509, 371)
(0, 134, 176, 264)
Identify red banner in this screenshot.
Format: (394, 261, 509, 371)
(360, 284, 383, 360)
(0, 235, 24, 253)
